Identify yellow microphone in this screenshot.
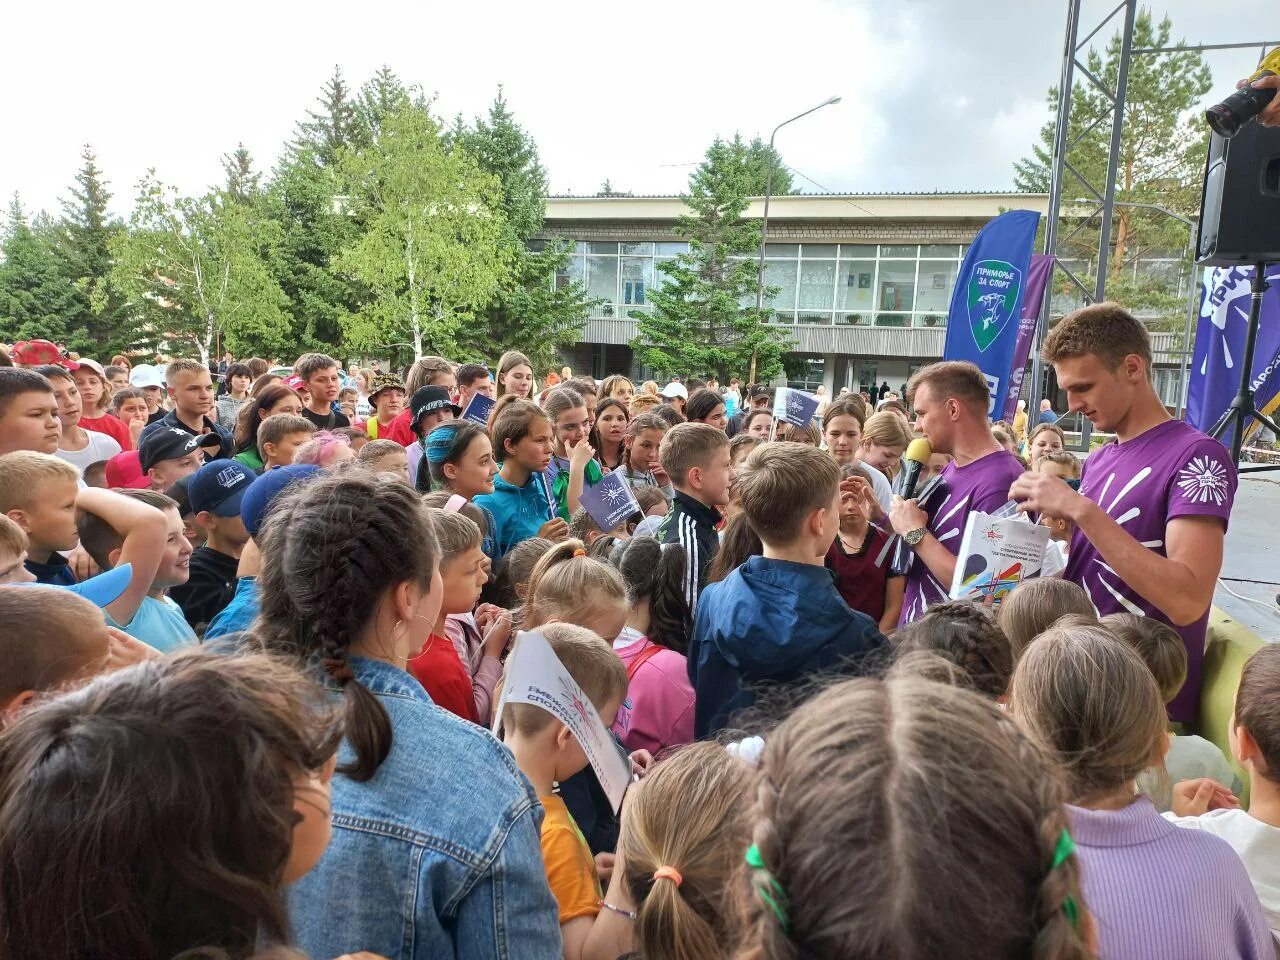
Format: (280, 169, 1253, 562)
(898, 437, 934, 500)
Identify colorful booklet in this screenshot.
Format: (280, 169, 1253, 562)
(949, 507, 1050, 607)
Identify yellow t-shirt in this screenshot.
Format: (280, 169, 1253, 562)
(539, 794, 602, 924)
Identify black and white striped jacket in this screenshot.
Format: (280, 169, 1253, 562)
(655, 490, 723, 619)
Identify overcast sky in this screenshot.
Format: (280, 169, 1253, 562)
(1, 0, 1273, 218)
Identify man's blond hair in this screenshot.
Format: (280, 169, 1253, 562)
(1042, 301, 1152, 374)
(906, 361, 989, 414)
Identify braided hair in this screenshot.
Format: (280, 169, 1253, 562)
(892, 600, 1014, 700)
(254, 472, 439, 782)
(733, 675, 1091, 960)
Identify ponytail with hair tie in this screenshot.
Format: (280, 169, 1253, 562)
(322, 658, 355, 683)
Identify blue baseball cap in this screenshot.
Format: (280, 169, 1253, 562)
(188, 459, 255, 517)
(241, 464, 322, 538)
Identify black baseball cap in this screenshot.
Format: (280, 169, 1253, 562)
(138, 427, 221, 472)
(748, 384, 774, 399)
(410, 385, 461, 435)
(188, 459, 256, 517)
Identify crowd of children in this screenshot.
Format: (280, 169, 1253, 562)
(0, 310, 1272, 960)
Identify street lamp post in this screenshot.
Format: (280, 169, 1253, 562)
(748, 96, 841, 385)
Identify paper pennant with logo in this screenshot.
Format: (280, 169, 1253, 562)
(492, 630, 633, 812)
(461, 392, 496, 427)
(943, 209, 1041, 417)
(579, 468, 641, 533)
(771, 387, 819, 427)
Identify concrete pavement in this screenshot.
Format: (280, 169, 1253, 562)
(1214, 473, 1280, 639)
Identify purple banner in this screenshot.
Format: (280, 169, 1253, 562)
(1000, 254, 1056, 423)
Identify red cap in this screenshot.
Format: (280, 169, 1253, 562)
(104, 450, 151, 489)
(284, 374, 307, 392)
(11, 339, 79, 370)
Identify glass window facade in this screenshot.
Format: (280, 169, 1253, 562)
(559, 241, 969, 328)
(557, 239, 1189, 333)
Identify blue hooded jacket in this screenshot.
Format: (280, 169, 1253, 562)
(474, 470, 556, 561)
(689, 556, 889, 737)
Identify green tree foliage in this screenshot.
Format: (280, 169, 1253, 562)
(295, 65, 360, 166)
(268, 68, 367, 354)
(335, 103, 512, 360)
(0, 196, 90, 349)
(457, 89, 593, 371)
(1014, 10, 1210, 330)
(739, 134, 793, 196)
(55, 145, 138, 355)
(632, 137, 791, 382)
(110, 173, 290, 364)
(222, 143, 262, 202)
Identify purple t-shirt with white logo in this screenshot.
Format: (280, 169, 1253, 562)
(1066, 419, 1236, 723)
(900, 449, 1026, 625)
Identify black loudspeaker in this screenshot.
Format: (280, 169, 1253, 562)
(1197, 121, 1280, 266)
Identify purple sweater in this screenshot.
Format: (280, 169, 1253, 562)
(1069, 797, 1273, 960)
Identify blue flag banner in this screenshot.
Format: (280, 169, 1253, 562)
(943, 209, 1041, 418)
(579, 468, 642, 533)
(772, 387, 819, 427)
(461, 392, 496, 426)
(1187, 264, 1280, 449)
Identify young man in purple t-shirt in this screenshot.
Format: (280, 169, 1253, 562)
(889, 361, 1025, 624)
(1011, 302, 1236, 723)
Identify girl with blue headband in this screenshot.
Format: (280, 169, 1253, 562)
(420, 420, 500, 567)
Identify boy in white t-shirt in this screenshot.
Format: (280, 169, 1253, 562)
(38, 365, 120, 474)
(1165, 644, 1280, 938)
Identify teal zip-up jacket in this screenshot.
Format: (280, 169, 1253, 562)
(474, 470, 556, 561)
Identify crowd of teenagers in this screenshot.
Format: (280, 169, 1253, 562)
(0, 297, 1271, 960)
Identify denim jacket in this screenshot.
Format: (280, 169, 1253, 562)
(288, 656, 562, 960)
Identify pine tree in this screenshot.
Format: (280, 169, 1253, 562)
(222, 143, 262, 202)
(268, 69, 370, 354)
(741, 134, 793, 195)
(632, 137, 792, 382)
(354, 66, 413, 144)
(56, 145, 136, 355)
(1014, 11, 1210, 328)
(295, 66, 360, 166)
(0, 195, 89, 348)
(456, 89, 592, 369)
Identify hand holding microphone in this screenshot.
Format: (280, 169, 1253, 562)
(886, 437, 937, 575)
(894, 437, 935, 501)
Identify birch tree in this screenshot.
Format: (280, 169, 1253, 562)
(335, 103, 512, 360)
(110, 173, 290, 363)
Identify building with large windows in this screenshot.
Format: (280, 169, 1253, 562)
(539, 193, 1190, 404)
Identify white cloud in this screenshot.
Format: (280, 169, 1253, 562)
(0, 0, 1271, 216)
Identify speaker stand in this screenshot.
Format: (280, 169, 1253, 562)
(1209, 261, 1280, 473)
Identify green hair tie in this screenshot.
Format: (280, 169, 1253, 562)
(745, 843, 790, 932)
(1051, 829, 1080, 927)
